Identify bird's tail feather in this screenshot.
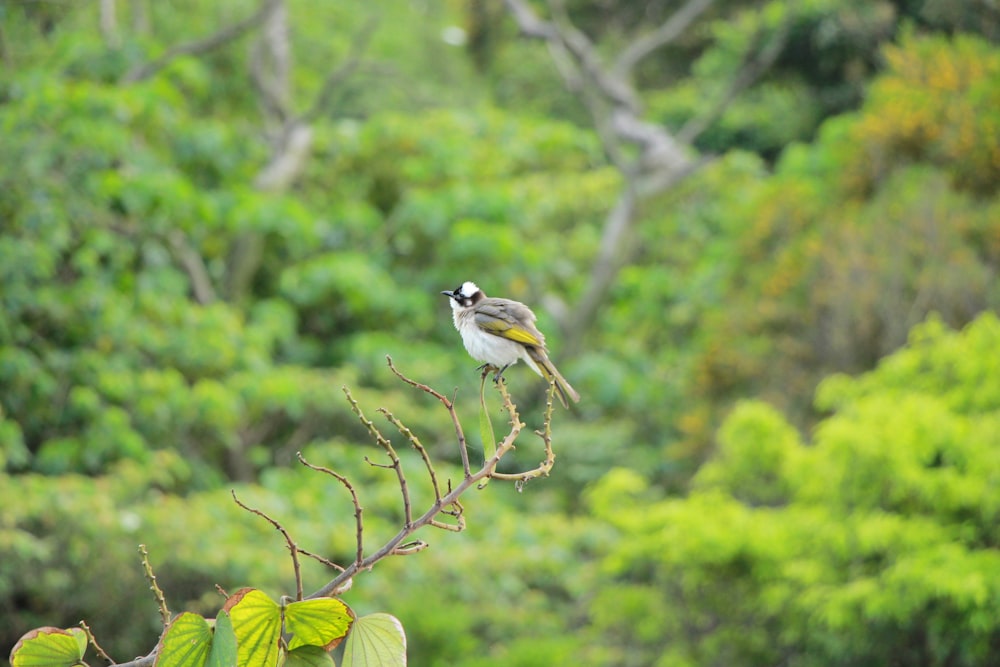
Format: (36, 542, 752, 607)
(527, 349, 580, 408)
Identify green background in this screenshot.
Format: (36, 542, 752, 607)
(2, 0, 999, 664)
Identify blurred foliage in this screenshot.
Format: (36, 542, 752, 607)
(676, 30, 1000, 461)
(587, 313, 1000, 666)
(1, 0, 999, 664)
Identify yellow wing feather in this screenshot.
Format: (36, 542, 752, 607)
(473, 301, 546, 347)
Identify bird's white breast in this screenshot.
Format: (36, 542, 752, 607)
(453, 308, 525, 368)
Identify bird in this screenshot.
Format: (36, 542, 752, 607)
(441, 281, 580, 408)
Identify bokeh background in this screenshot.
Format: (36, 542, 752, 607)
(2, 0, 999, 664)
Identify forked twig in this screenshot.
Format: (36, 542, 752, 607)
(344, 387, 412, 527)
(231, 491, 304, 601)
(379, 408, 443, 502)
(307, 360, 550, 599)
(386, 355, 472, 477)
(296, 452, 364, 572)
(490, 378, 557, 484)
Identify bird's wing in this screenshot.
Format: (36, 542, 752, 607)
(473, 299, 546, 348)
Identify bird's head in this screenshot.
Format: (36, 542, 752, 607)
(441, 281, 485, 309)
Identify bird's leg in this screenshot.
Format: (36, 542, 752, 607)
(493, 364, 512, 384)
(477, 363, 497, 381)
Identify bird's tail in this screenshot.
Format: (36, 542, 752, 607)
(526, 348, 580, 408)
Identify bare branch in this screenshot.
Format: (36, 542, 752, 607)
(296, 452, 364, 572)
(379, 408, 442, 502)
(138, 544, 170, 627)
(387, 355, 472, 478)
(490, 380, 557, 483)
(391, 540, 428, 556)
(295, 547, 347, 573)
(250, 0, 291, 125)
(308, 362, 536, 600)
(678, 18, 791, 145)
(545, 0, 638, 112)
(231, 490, 304, 600)
(166, 231, 216, 305)
(612, 0, 715, 78)
(124, 0, 281, 83)
(503, 0, 732, 352)
(344, 387, 412, 527)
(300, 16, 379, 124)
(79, 620, 114, 665)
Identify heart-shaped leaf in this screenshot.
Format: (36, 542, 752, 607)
(285, 597, 353, 651)
(342, 613, 406, 667)
(223, 588, 282, 667)
(156, 613, 212, 667)
(9, 627, 86, 667)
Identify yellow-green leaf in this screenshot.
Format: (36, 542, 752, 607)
(10, 627, 86, 667)
(342, 613, 406, 667)
(156, 613, 212, 667)
(285, 598, 353, 651)
(284, 645, 335, 667)
(223, 588, 282, 667)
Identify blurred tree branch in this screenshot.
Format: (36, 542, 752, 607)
(225, 8, 377, 303)
(503, 0, 787, 356)
(123, 0, 281, 83)
(122, 0, 376, 304)
(504, 0, 706, 352)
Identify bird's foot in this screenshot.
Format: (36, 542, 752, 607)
(492, 364, 512, 385)
(477, 363, 497, 380)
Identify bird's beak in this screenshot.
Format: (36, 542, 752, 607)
(441, 290, 455, 298)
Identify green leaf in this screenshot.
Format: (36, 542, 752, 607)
(206, 611, 237, 667)
(223, 588, 282, 667)
(342, 613, 407, 667)
(478, 375, 496, 464)
(9, 627, 86, 667)
(285, 598, 353, 651)
(284, 645, 336, 667)
(156, 613, 212, 667)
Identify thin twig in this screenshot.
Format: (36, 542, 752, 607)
(344, 387, 412, 527)
(79, 620, 114, 665)
(308, 372, 527, 599)
(380, 408, 442, 502)
(301, 16, 379, 123)
(612, 0, 716, 78)
(296, 452, 365, 571)
(296, 546, 346, 572)
(386, 355, 472, 478)
(490, 379, 557, 483)
(124, 0, 281, 82)
(391, 540, 428, 556)
(138, 545, 170, 627)
(678, 17, 791, 145)
(231, 491, 303, 601)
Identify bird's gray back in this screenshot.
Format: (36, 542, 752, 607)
(475, 297, 547, 348)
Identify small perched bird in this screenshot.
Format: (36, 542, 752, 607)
(441, 281, 580, 407)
